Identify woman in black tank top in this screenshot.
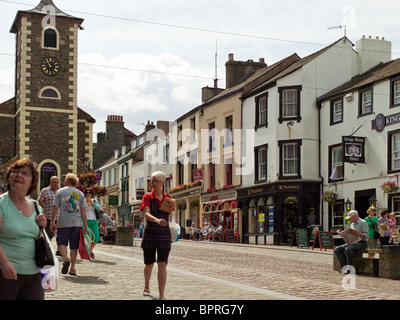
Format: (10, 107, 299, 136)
(140, 171, 175, 300)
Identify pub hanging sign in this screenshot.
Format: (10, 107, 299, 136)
(342, 136, 366, 164)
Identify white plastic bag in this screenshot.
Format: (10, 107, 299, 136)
(38, 229, 59, 292)
(169, 216, 181, 243)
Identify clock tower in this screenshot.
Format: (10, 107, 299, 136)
(2, 0, 96, 192)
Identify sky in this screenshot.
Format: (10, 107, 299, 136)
(0, 0, 400, 138)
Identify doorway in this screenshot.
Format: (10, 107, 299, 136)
(282, 196, 299, 243)
(355, 189, 376, 219)
(40, 162, 58, 190)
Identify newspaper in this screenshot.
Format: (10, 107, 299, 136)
(338, 228, 361, 245)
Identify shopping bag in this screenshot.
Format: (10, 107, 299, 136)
(160, 197, 176, 213)
(169, 216, 181, 243)
(78, 229, 94, 260)
(38, 229, 59, 292)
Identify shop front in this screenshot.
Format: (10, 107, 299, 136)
(237, 181, 320, 245)
(169, 181, 202, 237)
(200, 190, 240, 241)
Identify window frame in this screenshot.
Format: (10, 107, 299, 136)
(330, 97, 343, 125)
(390, 76, 400, 108)
(358, 87, 373, 117)
(255, 92, 268, 130)
(328, 143, 344, 183)
(388, 128, 400, 174)
(278, 85, 302, 123)
(208, 122, 216, 152)
(254, 144, 268, 183)
(42, 27, 59, 50)
(278, 139, 302, 180)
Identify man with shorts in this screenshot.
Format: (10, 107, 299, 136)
(50, 173, 88, 276)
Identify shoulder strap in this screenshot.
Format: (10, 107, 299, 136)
(33, 201, 44, 237)
(367, 217, 377, 231)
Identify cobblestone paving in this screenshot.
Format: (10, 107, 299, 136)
(46, 240, 400, 300)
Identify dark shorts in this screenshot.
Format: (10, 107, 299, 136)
(56, 227, 81, 250)
(0, 273, 44, 300)
(143, 248, 171, 265)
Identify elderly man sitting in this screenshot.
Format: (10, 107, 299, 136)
(334, 210, 369, 273)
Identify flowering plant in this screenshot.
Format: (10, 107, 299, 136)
(190, 200, 199, 208)
(322, 191, 337, 206)
(177, 202, 187, 211)
(381, 181, 399, 195)
(79, 172, 102, 187)
(77, 172, 107, 197)
(168, 180, 202, 194)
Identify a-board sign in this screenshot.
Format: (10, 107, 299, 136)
(225, 229, 235, 243)
(312, 231, 334, 250)
(291, 228, 309, 248)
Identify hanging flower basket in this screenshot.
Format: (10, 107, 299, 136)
(77, 172, 107, 197)
(177, 202, 187, 211)
(381, 181, 399, 195)
(190, 200, 199, 208)
(322, 191, 337, 207)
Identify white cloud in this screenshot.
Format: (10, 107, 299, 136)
(77, 52, 211, 135)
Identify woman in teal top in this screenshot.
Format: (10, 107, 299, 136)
(365, 207, 379, 257)
(0, 158, 47, 300)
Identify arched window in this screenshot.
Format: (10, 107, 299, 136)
(39, 87, 61, 100)
(43, 28, 57, 48)
(41, 89, 58, 98)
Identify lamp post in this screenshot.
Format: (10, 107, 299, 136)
(344, 198, 353, 228)
(368, 195, 377, 209)
(345, 198, 353, 212)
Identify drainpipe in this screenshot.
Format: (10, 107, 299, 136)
(317, 101, 324, 230)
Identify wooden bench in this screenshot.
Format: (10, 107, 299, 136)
(333, 246, 400, 279)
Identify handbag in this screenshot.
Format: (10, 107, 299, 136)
(78, 229, 95, 260)
(34, 202, 55, 268)
(368, 217, 381, 239)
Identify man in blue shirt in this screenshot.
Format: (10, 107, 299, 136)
(334, 210, 369, 272)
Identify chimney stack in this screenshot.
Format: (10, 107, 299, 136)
(225, 54, 267, 88)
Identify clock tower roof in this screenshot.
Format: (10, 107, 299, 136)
(10, 0, 84, 33)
